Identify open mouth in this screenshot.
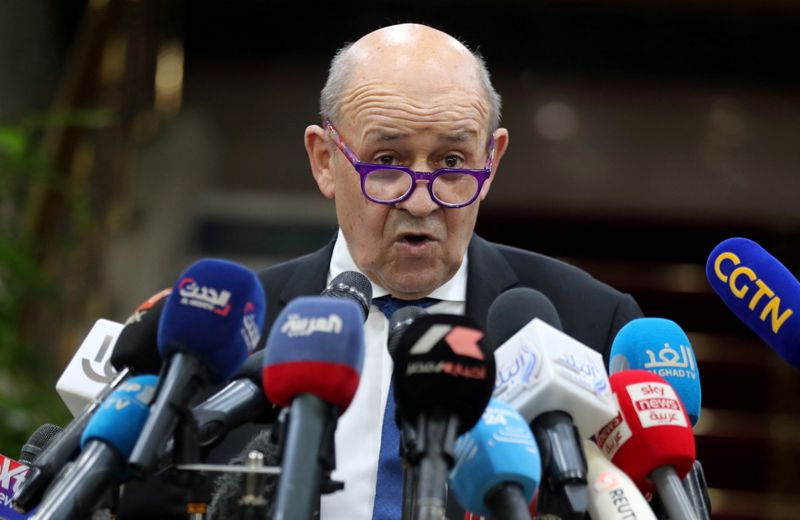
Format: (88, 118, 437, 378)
(399, 233, 435, 246)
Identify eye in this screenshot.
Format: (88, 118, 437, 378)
(443, 154, 464, 168)
(375, 154, 397, 166)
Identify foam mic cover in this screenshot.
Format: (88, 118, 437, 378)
(706, 237, 800, 369)
(392, 313, 495, 433)
(322, 271, 373, 321)
(449, 398, 541, 518)
(262, 296, 365, 411)
(110, 288, 171, 374)
(595, 370, 695, 493)
(388, 306, 429, 359)
(487, 287, 562, 346)
(610, 317, 701, 426)
(80, 374, 158, 456)
(158, 258, 266, 384)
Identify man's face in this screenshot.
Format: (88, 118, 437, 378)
(305, 27, 508, 299)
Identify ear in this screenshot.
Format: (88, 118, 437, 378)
(478, 127, 509, 201)
(305, 124, 335, 199)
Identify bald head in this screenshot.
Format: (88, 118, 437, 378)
(320, 24, 501, 132)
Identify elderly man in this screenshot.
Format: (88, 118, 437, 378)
(246, 23, 643, 520)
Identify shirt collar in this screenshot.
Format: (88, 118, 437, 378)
(329, 228, 467, 303)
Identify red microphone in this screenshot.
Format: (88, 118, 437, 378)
(595, 370, 698, 520)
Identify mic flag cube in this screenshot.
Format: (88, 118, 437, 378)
(158, 258, 266, 384)
(610, 317, 701, 426)
(595, 370, 695, 493)
(262, 296, 365, 412)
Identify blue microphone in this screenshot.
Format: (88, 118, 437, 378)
(706, 237, 800, 369)
(609, 317, 701, 426)
(128, 258, 266, 475)
(450, 398, 541, 520)
(31, 375, 158, 520)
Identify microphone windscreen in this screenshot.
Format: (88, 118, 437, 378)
(158, 259, 266, 383)
(262, 296, 364, 411)
(609, 318, 701, 425)
(706, 237, 800, 369)
(595, 370, 695, 493)
(450, 398, 540, 517)
(487, 287, 563, 346)
(19, 424, 63, 465)
(110, 288, 170, 373)
(80, 375, 158, 459)
(322, 271, 373, 321)
(207, 430, 279, 520)
(393, 314, 495, 433)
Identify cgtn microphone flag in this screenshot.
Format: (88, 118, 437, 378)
(0, 453, 32, 519)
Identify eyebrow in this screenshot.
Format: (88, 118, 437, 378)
(365, 130, 476, 143)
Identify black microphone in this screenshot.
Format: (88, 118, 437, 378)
(13, 290, 169, 513)
(391, 313, 496, 520)
(19, 424, 63, 466)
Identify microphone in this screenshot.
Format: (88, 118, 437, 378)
(129, 259, 266, 475)
(609, 317, 710, 518)
(449, 398, 540, 520)
(609, 317, 701, 426)
(583, 440, 656, 520)
(19, 425, 63, 466)
(488, 288, 617, 518)
(262, 296, 365, 520)
(595, 370, 697, 520)
(321, 271, 373, 320)
(706, 236, 800, 369)
(31, 375, 159, 520)
(13, 289, 170, 513)
(391, 313, 496, 520)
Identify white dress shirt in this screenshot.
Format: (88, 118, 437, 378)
(320, 229, 467, 520)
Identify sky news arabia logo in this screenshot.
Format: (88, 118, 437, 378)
(178, 278, 232, 316)
(240, 302, 261, 351)
(280, 313, 343, 337)
(627, 382, 688, 429)
(405, 325, 487, 380)
(0, 453, 29, 508)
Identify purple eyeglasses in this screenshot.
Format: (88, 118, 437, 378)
(324, 120, 496, 209)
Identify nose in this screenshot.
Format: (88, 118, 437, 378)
(395, 179, 439, 217)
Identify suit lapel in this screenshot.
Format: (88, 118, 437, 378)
(279, 238, 335, 304)
(465, 234, 518, 333)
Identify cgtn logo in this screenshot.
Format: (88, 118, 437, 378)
(711, 251, 794, 334)
(280, 313, 342, 337)
(0, 453, 29, 505)
(240, 301, 261, 351)
(178, 278, 232, 316)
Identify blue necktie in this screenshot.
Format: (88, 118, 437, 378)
(371, 296, 439, 520)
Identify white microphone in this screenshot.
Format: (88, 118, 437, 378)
(584, 441, 656, 520)
(55, 319, 123, 416)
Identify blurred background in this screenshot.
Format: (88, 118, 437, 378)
(1, 0, 799, 517)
